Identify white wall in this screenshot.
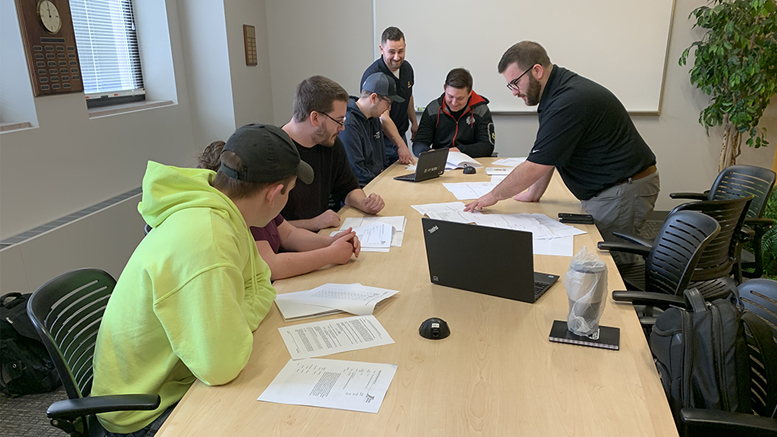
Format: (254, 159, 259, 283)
(265, 0, 373, 124)
(224, 0, 275, 128)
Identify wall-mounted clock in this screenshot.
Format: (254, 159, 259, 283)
(15, 0, 83, 96)
(37, 0, 62, 34)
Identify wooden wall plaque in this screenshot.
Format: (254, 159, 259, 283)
(15, 0, 84, 96)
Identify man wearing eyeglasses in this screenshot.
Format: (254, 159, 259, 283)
(361, 26, 417, 166)
(281, 75, 385, 232)
(464, 41, 659, 263)
(341, 72, 405, 187)
(412, 68, 495, 158)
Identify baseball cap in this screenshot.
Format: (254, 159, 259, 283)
(362, 72, 405, 103)
(221, 124, 314, 184)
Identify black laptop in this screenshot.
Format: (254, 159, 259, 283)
(421, 218, 559, 303)
(394, 148, 449, 182)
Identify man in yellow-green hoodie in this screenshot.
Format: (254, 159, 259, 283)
(91, 124, 314, 436)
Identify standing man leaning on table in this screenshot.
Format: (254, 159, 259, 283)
(465, 41, 659, 263)
(361, 26, 418, 165)
(91, 124, 312, 436)
(281, 75, 385, 232)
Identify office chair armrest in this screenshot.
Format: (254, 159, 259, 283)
(612, 291, 685, 307)
(611, 231, 653, 247)
(47, 394, 161, 421)
(680, 408, 777, 436)
(669, 192, 708, 200)
(744, 217, 775, 232)
(597, 241, 651, 256)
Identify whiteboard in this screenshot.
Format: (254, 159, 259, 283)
(374, 0, 675, 113)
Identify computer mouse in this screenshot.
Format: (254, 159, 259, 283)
(419, 317, 450, 340)
(463, 165, 477, 175)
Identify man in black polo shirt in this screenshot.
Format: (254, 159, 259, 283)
(281, 76, 385, 232)
(465, 41, 659, 262)
(361, 26, 418, 166)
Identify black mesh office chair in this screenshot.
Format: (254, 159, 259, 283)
(671, 164, 775, 278)
(27, 268, 160, 437)
(612, 197, 752, 300)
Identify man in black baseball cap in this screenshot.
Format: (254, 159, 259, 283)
(92, 123, 312, 435)
(340, 73, 404, 186)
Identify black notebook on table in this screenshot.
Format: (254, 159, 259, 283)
(548, 320, 620, 350)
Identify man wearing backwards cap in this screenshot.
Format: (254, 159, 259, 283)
(92, 124, 310, 436)
(341, 72, 405, 186)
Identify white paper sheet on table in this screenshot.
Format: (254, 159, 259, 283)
(331, 220, 402, 251)
(341, 216, 406, 232)
(275, 283, 399, 321)
(491, 175, 506, 184)
(258, 358, 397, 414)
(442, 182, 498, 200)
(491, 157, 527, 167)
(411, 201, 482, 224)
(339, 222, 392, 252)
(279, 315, 394, 360)
(486, 167, 512, 175)
(532, 235, 575, 257)
(446, 151, 482, 169)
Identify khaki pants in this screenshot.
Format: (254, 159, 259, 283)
(581, 171, 660, 265)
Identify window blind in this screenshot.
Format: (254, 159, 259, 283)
(69, 0, 144, 96)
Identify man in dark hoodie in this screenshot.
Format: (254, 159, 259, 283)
(412, 68, 495, 158)
(341, 72, 405, 187)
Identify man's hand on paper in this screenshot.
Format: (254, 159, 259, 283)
(464, 192, 498, 212)
(314, 209, 341, 230)
(361, 193, 385, 215)
(449, 146, 461, 153)
(397, 144, 416, 165)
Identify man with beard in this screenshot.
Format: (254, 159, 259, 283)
(464, 41, 659, 263)
(361, 26, 417, 166)
(282, 75, 385, 232)
(412, 68, 495, 158)
(341, 72, 404, 186)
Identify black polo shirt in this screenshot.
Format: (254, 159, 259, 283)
(281, 137, 360, 221)
(527, 65, 656, 200)
(361, 58, 414, 136)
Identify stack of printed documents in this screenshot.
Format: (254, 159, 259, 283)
(274, 283, 399, 321)
(331, 216, 406, 252)
(411, 201, 586, 256)
(445, 151, 483, 170)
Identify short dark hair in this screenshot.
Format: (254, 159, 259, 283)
(198, 140, 292, 199)
(497, 41, 551, 74)
(292, 75, 349, 123)
(381, 26, 404, 44)
(445, 68, 473, 92)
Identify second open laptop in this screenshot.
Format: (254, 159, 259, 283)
(421, 218, 559, 303)
(394, 148, 449, 182)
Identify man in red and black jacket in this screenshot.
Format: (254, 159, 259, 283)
(412, 68, 495, 158)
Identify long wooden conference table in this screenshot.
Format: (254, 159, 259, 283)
(156, 159, 678, 436)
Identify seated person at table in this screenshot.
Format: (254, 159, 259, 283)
(413, 68, 495, 158)
(91, 124, 312, 436)
(198, 140, 360, 280)
(281, 75, 385, 231)
(341, 72, 404, 186)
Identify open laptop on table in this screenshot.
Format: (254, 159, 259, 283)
(394, 148, 449, 182)
(421, 218, 559, 303)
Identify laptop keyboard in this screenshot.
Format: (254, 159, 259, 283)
(534, 281, 550, 297)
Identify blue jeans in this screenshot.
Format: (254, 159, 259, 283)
(106, 404, 176, 437)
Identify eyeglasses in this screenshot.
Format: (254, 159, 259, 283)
(506, 66, 534, 92)
(320, 111, 345, 127)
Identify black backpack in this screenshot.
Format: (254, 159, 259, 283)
(0, 292, 61, 397)
(650, 288, 777, 426)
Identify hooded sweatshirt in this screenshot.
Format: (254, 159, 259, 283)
(340, 97, 388, 187)
(92, 162, 276, 434)
(413, 90, 495, 158)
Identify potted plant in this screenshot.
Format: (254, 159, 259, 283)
(680, 0, 777, 172)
